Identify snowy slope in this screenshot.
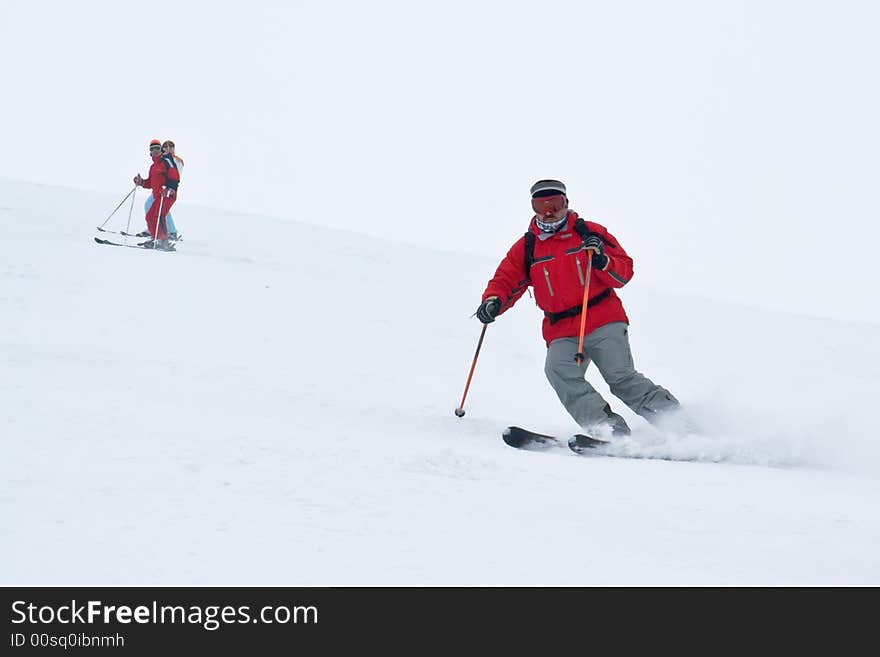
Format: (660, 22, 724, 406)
(2, 178, 879, 585)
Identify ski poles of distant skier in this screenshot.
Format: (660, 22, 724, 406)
(97, 186, 137, 232)
(155, 192, 165, 243)
(455, 323, 488, 417)
(124, 184, 138, 239)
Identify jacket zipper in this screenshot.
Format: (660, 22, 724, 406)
(575, 257, 585, 286)
(543, 267, 555, 296)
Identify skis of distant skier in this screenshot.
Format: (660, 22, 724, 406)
(94, 226, 182, 251)
(96, 226, 182, 240)
(94, 237, 176, 251)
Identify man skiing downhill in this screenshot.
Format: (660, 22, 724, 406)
(475, 179, 680, 438)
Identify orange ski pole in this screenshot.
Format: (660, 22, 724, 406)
(574, 249, 594, 365)
(454, 323, 488, 417)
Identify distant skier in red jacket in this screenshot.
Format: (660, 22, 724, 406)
(133, 138, 180, 250)
(476, 179, 680, 437)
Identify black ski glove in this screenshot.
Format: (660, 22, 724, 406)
(583, 234, 609, 270)
(475, 297, 501, 324)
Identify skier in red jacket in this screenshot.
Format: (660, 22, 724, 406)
(133, 138, 180, 250)
(476, 179, 680, 437)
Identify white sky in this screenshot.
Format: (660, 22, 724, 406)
(2, 0, 879, 322)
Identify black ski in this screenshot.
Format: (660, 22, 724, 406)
(94, 237, 175, 251)
(568, 433, 611, 454)
(502, 426, 609, 454)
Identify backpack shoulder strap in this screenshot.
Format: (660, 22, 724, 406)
(573, 217, 591, 240)
(523, 231, 535, 280)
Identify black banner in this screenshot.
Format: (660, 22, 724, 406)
(0, 586, 869, 653)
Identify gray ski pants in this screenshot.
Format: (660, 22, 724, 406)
(544, 322, 679, 429)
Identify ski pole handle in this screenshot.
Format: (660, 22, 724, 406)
(455, 323, 488, 417)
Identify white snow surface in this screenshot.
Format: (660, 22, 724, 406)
(3, 179, 880, 586)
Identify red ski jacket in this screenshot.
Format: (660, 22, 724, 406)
(139, 153, 181, 194)
(481, 211, 633, 346)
